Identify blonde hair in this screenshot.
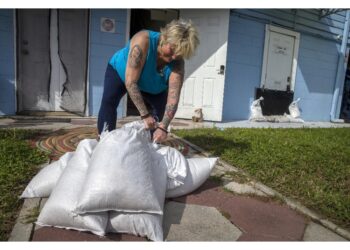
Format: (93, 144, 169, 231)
(160, 19, 200, 60)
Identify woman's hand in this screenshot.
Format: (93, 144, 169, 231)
(142, 116, 157, 130)
(153, 124, 168, 143)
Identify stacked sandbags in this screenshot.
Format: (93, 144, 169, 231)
(21, 121, 217, 241)
(74, 126, 167, 241)
(20, 151, 74, 198)
(36, 139, 107, 235)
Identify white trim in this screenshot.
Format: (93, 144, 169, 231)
(85, 10, 92, 117)
(13, 9, 17, 114)
(290, 34, 300, 92)
(260, 24, 300, 91)
(217, 10, 230, 122)
(121, 8, 131, 118)
(260, 25, 270, 88)
(268, 25, 300, 38)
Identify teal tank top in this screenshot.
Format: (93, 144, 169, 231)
(109, 30, 173, 94)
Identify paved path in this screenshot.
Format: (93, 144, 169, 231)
(3, 116, 349, 241)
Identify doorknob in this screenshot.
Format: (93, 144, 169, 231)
(21, 49, 29, 55)
(217, 65, 225, 75)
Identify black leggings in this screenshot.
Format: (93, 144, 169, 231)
(97, 64, 168, 134)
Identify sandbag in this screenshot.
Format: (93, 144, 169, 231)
(107, 212, 163, 241)
(20, 152, 74, 198)
(75, 127, 167, 215)
(36, 139, 107, 236)
(249, 97, 265, 121)
(165, 157, 218, 198)
(288, 98, 301, 118)
(122, 120, 151, 142)
(157, 146, 187, 190)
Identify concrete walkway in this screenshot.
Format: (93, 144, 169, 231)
(2, 115, 349, 241)
(1, 114, 350, 130)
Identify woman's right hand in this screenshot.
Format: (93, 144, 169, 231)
(142, 116, 157, 130)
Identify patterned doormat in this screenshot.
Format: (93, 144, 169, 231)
(35, 127, 196, 161)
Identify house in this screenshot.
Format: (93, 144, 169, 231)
(1, 9, 350, 122)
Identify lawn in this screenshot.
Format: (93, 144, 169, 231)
(173, 127, 350, 229)
(0, 129, 48, 241)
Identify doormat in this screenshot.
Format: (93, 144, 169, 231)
(35, 127, 98, 161)
(35, 127, 195, 161)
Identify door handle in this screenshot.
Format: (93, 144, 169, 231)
(217, 65, 225, 75)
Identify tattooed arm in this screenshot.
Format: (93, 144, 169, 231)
(125, 32, 149, 117)
(160, 59, 185, 129)
(125, 32, 157, 130)
(153, 59, 184, 142)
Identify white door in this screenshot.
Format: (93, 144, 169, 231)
(17, 9, 51, 112)
(261, 25, 300, 91)
(176, 9, 230, 121)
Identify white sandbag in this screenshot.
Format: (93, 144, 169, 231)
(157, 146, 187, 190)
(106, 147, 167, 241)
(165, 157, 218, 198)
(249, 97, 266, 121)
(122, 120, 151, 142)
(107, 212, 163, 241)
(75, 127, 167, 215)
(20, 152, 74, 198)
(36, 139, 107, 236)
(288, 98, 301, 118)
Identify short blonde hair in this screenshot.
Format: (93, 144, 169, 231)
(160, 19, 200, 60)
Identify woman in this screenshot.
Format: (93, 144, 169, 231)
(97, 19, 200, 143)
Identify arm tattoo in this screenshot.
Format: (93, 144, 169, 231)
(125, 80, 148, 116)
(161, 59, 184, 128)
(128, 45, 143, 68)
(162, 104, 178, 128)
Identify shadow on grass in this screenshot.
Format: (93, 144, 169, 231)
(180, 134, 251, 158)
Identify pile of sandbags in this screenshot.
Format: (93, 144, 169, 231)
(21, 121, 217, 241)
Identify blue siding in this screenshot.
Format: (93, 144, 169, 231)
(222, 16, 265, 121)
(222, 9, 347, 121)
(294, 36, 339, 121)
(232, 9, 349, 42)
(0, 9, 15, 116)
(88, 9, 127, 117)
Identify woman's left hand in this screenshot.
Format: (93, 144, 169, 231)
(153, 126, 168, 143)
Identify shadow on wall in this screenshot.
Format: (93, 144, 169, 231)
(294, 35, 340, 121)
(180, 10, 227, 80)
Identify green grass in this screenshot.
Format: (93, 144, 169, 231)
(174, 127, 350, 229)
(0, 129, 48, 241)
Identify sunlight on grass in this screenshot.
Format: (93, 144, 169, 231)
(0, 129, 48, 240)
(174, 127, 350, 229)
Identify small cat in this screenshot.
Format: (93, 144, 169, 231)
(192, 108, 203, 122)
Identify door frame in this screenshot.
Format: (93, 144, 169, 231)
(84, 10, 91, 116)
(15, 9, 90, 115)
(260, 24, 300, 92)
